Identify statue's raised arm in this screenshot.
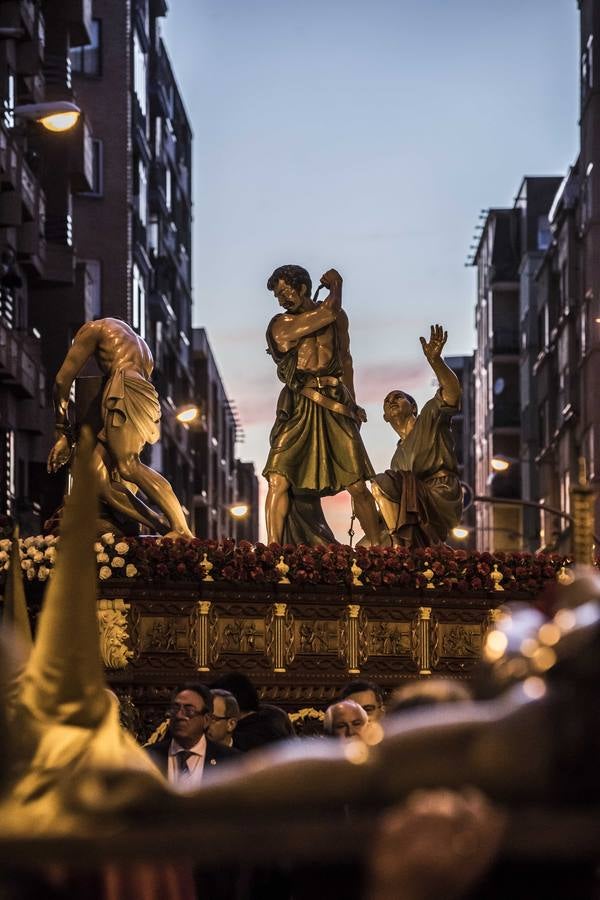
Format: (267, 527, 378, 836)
(370, 323, 463, 548)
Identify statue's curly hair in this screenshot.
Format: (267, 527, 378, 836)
(267, 265, 312, 298)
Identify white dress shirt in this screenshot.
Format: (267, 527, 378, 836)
(167, 734, 207, 792)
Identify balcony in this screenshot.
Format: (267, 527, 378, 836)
(19, 156, 36, 220)
(0, 190, 22, 227)
(16, 7, 44, 75)
(149, 160, 168, 217)
(0, 320, 37, 398)
(17, 185, 46, 274)
(61, 0, 93, 49)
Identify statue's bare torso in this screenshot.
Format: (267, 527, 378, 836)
(83, 318, 153, 380)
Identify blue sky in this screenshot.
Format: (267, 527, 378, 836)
(163, 0, 579, 541)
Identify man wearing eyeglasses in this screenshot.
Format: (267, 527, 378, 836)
(145, 682, 237, 790)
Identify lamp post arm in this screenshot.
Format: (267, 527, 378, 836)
(472, 494, 600, 548)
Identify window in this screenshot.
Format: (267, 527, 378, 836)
(3, 71, 14, 128)
(137, 159, 147, 226)
(133, 29, 147, 117)
(70, 19, 102, 76)
(537, 216, 552, 251)
(132, 263, 146, 340)
(581, 35, 594, 106)
(80, 139, 103, 197)
(165, 165, 172, 211)
(81, 259, 102, 319)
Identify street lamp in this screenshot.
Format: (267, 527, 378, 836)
(229, 503, 249, 519)
(12, 101, 81, 133)
(175, 403, 200, 425)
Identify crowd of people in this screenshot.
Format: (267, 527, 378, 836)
(0, 431, 598, 899)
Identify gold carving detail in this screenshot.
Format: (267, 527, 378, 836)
(97, 598, 133, 669)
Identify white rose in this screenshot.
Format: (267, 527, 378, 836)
(94, 542, 103, 553)
(23, 536, 36, 548)
(21, 559, 32, 570)
(26, 567, 35, 580)
(97, 552, 109, 564)
(125, 564, 138, 578)
(33, 551, 44, 563)
(27, 546, 38, 558)
(44, 547, 56, 562)
(99, 566, 112, 580)
(115, 542, 129, 555)
(0, 551, 8, 562)
(38, 566, 50, 581)
(2, 561, 9, 571)
(0, 539, 10, 551)
(101, 532, 115, 546)
(111, 556, 125, 568)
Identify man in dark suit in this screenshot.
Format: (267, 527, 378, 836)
(146, 682, 237, 790)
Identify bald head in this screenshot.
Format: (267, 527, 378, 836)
(323, 700, 368, 740)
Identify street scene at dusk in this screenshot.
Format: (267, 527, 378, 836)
(0, 2, 598, 897)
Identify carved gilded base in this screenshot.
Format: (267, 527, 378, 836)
(93, 581, 510, 741)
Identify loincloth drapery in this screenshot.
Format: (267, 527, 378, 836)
(98, 370, 161, 446)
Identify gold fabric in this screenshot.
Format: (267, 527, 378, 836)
(1, 428, 162, 838)
(98, 370, 161, 446)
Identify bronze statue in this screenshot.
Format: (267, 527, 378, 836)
(370, 324, 463, 547)
(47, 317, 193, 539)
(263, 265, 383, 546)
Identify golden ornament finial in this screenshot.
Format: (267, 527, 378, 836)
(423, 564, 435, 590)
(201, 552, 214, 582)
(490, 563, 504, 592)
(350, 557, 363, 587)
(556, 564, 574, 586)
(276, 555, 290, 584)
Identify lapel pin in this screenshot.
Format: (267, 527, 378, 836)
(210, 758, 217, 765)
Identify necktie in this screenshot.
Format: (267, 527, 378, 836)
(176, 750, 194, 780)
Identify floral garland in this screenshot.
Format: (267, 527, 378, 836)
(0, 534, 573, 599)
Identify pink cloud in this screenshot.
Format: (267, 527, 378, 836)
(354, 359, 425, 405)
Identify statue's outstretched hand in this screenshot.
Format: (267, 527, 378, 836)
(420, 324, 447, 364)
(47, 435, 73, 473)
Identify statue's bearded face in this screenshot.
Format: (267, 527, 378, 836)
(273, 278, 306, 313)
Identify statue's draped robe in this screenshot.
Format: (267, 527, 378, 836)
(263, 312, 374, 545)
(373, 391, 463, 546)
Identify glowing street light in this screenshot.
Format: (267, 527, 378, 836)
(229, 503, 249, 519)
(175, 403, 200, 425)
(13, 101, 81, 133)
(451, 526, 470, 540)
(490, 457, 511, 473)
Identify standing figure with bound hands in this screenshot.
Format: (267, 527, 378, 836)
(371, 324, 463, 547)
(263, 265, 383, 546)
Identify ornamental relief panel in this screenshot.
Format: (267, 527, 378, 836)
(140, 615, 189, 653)
(368, 621, 411, 657)
(296, 620, 338, 654)
(218, 618, 265, 653)
(439, 623, 482, 658)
